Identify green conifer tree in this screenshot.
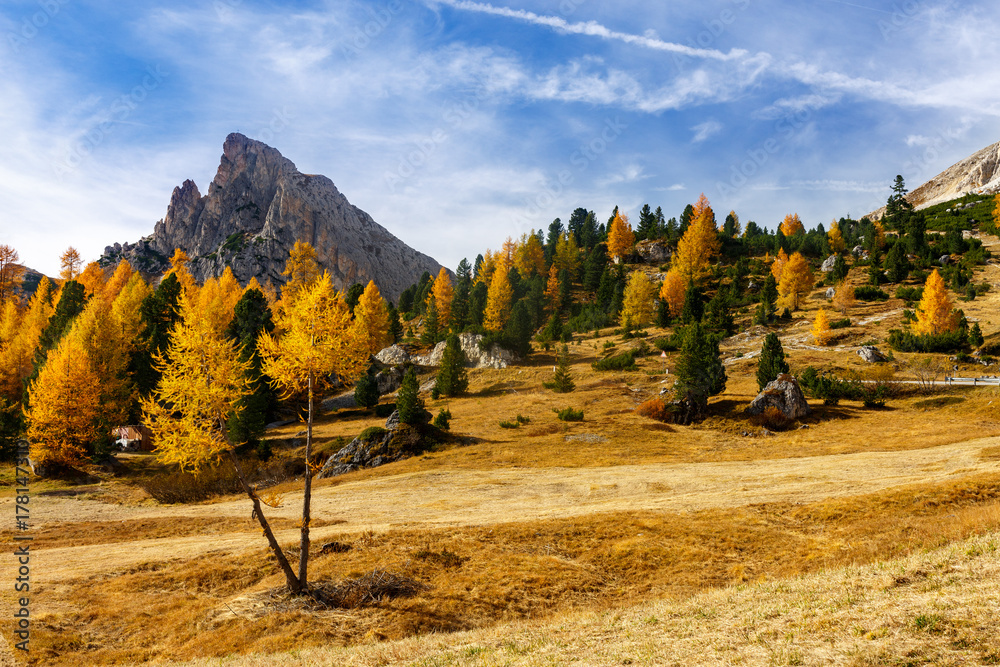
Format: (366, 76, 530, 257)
(543, 344, 575, 393)
(756, 332, 790, 391)
(434, 333, 469, 396)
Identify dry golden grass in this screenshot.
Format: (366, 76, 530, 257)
(10, 473, 1000, 665)
(161, 527, 1000, 667)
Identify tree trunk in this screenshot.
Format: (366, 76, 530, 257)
(298, 370, 314, 591)
(226, 449, 300, 593)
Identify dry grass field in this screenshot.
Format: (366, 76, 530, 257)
(3, 236, 1000, 666)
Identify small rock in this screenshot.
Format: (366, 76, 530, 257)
(820, 255, 837, 272)
(857, 345, 887, 363)
(825, 287, 836, 299)
(940, 254, 951, 266)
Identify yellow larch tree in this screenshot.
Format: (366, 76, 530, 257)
(167, 248, 198, 298)
(831, 280, 855, 315)
(620, 270, 655, 329)
(280, 240, 321, 301)
(258, 272, 368, 593)
(514, 233, 546, 277)
(544, 265, 561, 313)
(828, 220, 845, 253)
(77, 261, 107, 299)
(25, 335, 101, 467)
(354, 280, 392, 355)
(770, 248, 789, 281)
(484, 266, 513, 332)
(871, 219, 886, 250)
(777, 251, 814, 311)
(553, 232, 580, 276)
(0, 277, 54, 401)
(499, 237, 517, 274)
(659, 269, 686, 317)
(812, 308, 833, 345)
(67, 298, 135, 430)
(195, 267, 242, 336)
(143, 288, 303, 592)
(672, 193, 720, 283)
(245, 276, 278, 306)
(0, 244, 23, 304)
(607, 210, 635, 263)
(780, 213, 804, 237)
(475, 249, 497, 286)
(430, 267, 454, 328)
(100, 260, 136, 304)
(994, 193, 1000, 229)
(59, 246, 83, 281)
(914, 269, 958, 335)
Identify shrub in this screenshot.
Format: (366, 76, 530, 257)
(374, 402, 397, 418)
(854, 285, 890, 301)
(888, 328, 968, 353)
(499, 420, 520, 429)
(554, 407, 584, 422)
(636, 398, 673, 423)
(354, 370, 381, 409)
(829, 317, 851, 329)
(748, 406, 792, 430)
(592, 350, 637, 371)
(895, 286, 924, 304)
(359, 426, 387, 441)
(432, 409, 451, 430)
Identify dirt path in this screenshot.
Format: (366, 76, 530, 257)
(6, 436, 999, 585)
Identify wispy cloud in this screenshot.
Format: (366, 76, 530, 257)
(431, 0, 748, 61)
(691, 120, 722, 143)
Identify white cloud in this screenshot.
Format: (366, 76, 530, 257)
(691, 120, 722, 143)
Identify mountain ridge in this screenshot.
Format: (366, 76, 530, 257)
(101, 133, 444, 301)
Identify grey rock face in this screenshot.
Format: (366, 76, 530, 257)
(375, 344, 410, 366)
(102, 133, 443, 301)
(857, 345, 887, 363)
(635, 239, 672, 264)
(745, 373, 810, 419)
(820, 255, 837, 272)
(939, 254, 952, 266)
(316, 410, 422, 479)
(410, 333, 517, 369)
(825, 287, 836, 299)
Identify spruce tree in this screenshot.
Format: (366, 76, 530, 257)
(756, 332, 789, 391)
(225, 288, 278, 455)
(434, 333, 469, 397)
(673, 322, 726, 421)
(387, 304, 403, 343)
(970, 322, 984, 347)
(397, 367, 425, 425)
(504, 300, 533, 357)
(885, 241, 910, 283)
(131, 273, 183, 398)
(681, 280, 704, 324)
(421, 294, 440, 344)
(354, 366, 381, 409)
(544, 343, 575, 393)
(831, 253, 849, 283)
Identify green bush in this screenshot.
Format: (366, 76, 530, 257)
(829, 318, 851, 330)
(854, 285, 890, 301)
(888, 328, 968, 353)
(359, 426, 387, 441)
(554, 407, 584, 422)
(432, 409, 451, 430)
(592, 350, 637, 371)
(499, 420, 520, 429)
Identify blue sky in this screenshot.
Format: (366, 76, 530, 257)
(2, 0, 999, 277)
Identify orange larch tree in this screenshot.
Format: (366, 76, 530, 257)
(0, 244, 23, 304)
(607, 210, 635, 263)
(831, 280, 855, 315)
(812, 308, 833, 345)
(484, 266, 513, 331)
(914, 268, 958, 335)
(475, 249, 497, 286)
(777, 251, 814, 311)
(0, 277, 54, 401)
(167, 248, 198, 298)
(430, 267, 454, 328)
(779, 213, 804, 237)
(770, 248, 789, 281)
(59, 247, 83, 281)
(828, 221, 845, 253)
(499, 237, 517, 274)
(544, 265, 561, 313)
(354, 280, 392, 354)
(659, 269, 686, 317)
(672, 194, 720, 283)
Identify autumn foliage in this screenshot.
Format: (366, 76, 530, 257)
(779, 213, 804, 237)
(355, 280, 393, 354)
(777, 251, 814, 311)
(607, 210, 635, 262)
(812, 308, 833, 346)
(620, 270, 655, 328)
(658, 270, 686, 317)
(672, 194, 720, 283)
(914, 269, 957, 335)
(484, 267, 513, 331)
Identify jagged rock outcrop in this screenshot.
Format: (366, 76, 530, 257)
(635, 239, 672, 264)
(745, 373, 810, 420)
(857, 345, 887, 363)
(868, 139, 1000, 217)
(316, 410, 422, 478)
(408, 333, 518, 369)
(101, 133, 443, 300)
(820, 255, 837, 272)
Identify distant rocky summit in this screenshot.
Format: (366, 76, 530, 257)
(101, 133, 444, 300)
(869, 138, 1000, 218)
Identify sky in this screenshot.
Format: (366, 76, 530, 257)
(1, 0, 999, 278)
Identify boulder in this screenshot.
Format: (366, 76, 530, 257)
(825, 287, 836, 299)
(635, 239, 672, 264)
(857, 345, 887, 363)
(820, 255, 837, 272)
(747, 280, 759, 292)
(939, 254, 951, 266)
(745, 373, 810, 420)
(375, 344, 410, 366)
(316, 409, 423, 479)
(375, 365, 405, 395)
(411, 333, 517, 369)
(852, 245, 865, 258)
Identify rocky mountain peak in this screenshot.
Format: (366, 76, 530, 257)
(102, 133, 443, 300)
